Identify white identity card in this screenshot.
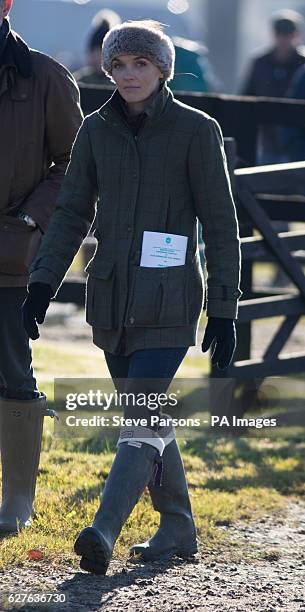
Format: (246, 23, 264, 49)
(140, 231, 188, 267)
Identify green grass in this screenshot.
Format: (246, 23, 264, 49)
(0, 337, 304, 570)
(1, 434, 303, 570)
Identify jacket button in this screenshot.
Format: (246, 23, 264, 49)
(129, 316, 135, 324)
(133, 173, 137, 179)
(127, 226, 132, 232)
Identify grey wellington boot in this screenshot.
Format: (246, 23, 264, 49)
(74, 440, 162, 575)
(0, 393, 56, 535)
(129, 437, 198, 561)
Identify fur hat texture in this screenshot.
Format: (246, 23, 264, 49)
(102, 20, 175, 81)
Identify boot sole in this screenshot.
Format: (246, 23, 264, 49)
(0, 528, 18, 537)
(0, 518, 32, 535)
(0, 524, 18, 535)
(130, 543, 198, 562)
(74, 527, 111, 575)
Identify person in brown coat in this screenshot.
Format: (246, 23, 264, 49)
(0, 0, 83, 536)
(23, 20, 242, 574)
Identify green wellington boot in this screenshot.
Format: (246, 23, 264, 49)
(0, 394, 56, 535)
(74, 436, 163, 576)
(129, 436, 198, 561)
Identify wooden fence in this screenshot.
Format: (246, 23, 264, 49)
(223, 145, 305, 374)
(209, 144, 305, 418)
(79, 85, 305, 166)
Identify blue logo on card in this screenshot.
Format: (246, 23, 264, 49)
(165, 236, 171, 244)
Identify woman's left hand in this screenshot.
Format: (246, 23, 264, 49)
(22, 282, 53, 340)
(201, 317, 236, 370)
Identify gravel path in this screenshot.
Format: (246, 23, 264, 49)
(0, 498, 304, 612)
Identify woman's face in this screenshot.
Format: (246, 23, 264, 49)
(111, 54, 164, 104)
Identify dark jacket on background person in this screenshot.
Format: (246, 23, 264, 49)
(241, 47, 305, 98)
(0, 19, 83, 287)
(29, 84, 242, 356)
(241, 47, 305, 163)
(281, 64, 305, 162)
(170, 40, 208, 93)
(170, 37, 221, 94)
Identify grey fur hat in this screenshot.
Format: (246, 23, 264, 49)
(102, 20, 175, 81)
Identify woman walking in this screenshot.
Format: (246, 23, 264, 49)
(22, 20, 242, 575)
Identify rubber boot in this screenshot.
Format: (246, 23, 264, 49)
(129, 436, 198, 561)
(0, 393, 56, 535)
(74, 439, 163, 575)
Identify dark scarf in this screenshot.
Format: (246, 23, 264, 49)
(110, 82, 164, 137)
(111, 91, 147, 136)
(0, 17, 10, 59)
(0, 18, 32, 77)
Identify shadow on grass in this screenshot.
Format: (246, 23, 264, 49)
(185, 433, 305, 496)
(45, 397, 305, 498)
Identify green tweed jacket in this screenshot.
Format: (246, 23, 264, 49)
(29, 84, 242, 356)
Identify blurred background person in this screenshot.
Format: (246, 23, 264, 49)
(241, 10, 305, 287)
(281, 64, 305, 163)
(241, 9, 305, 165)
(170, 35, 221, 93)
(74, 9, 121, 86)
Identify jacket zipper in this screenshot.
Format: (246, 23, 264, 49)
(118, 133, 141, 350)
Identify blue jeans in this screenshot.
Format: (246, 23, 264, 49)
(104, 347, 188, 428)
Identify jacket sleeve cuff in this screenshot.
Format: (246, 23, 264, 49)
(29, 255, 64, 297)
(205, 285, 243, 319)
(28, 268, 60, 297)
(206, 299, 239, 319)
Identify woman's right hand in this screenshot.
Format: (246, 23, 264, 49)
(22, 282, 53, 340)
(201, 316, 236, 370)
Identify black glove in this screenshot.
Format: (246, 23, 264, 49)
(22, 283, 53, 340)
(201, 317, 236, 370)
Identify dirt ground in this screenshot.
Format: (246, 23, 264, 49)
(0, 498, 304, 612)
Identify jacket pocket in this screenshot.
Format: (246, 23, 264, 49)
(0, 215, 42, 276)
(125, 264, 190, 328)
(85, 260, 115, 329)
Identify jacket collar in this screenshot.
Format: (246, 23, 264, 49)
(0, 20, 32, 78)
(99, 82, 174, 134)
(145, 82, 174, 123)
